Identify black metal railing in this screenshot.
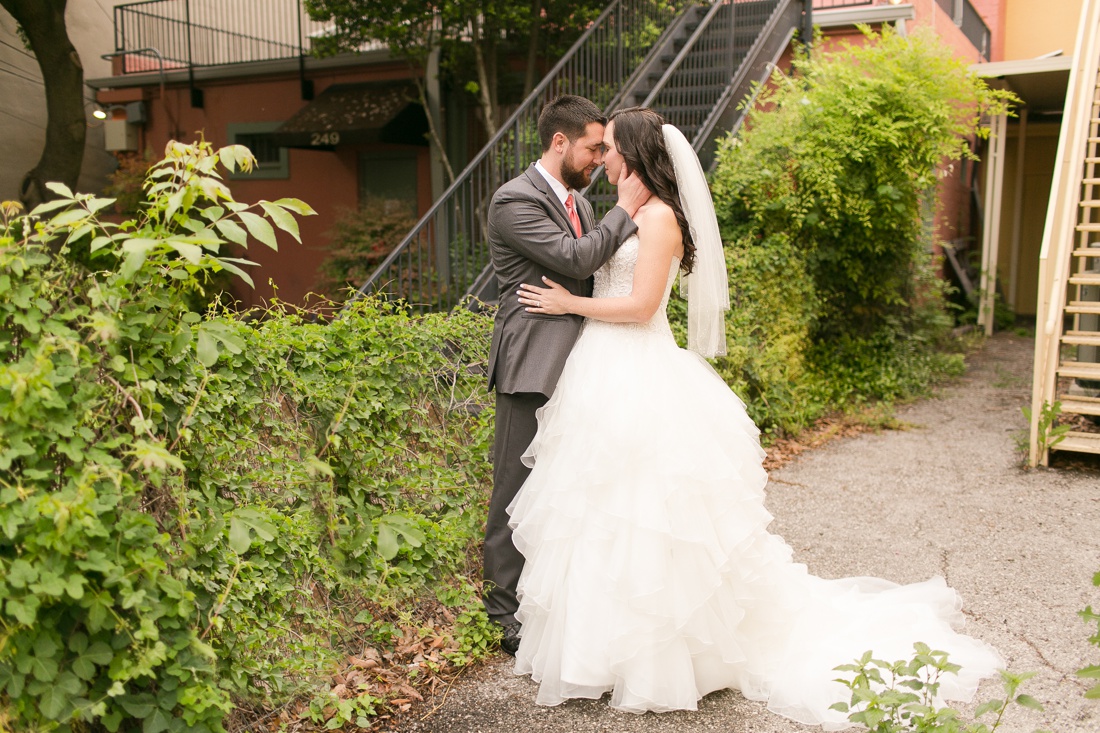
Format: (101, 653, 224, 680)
(647, 1, 781, 149)
(576, 0, 794, 219)
(351, 0, 686, 312)
(113, 0, 331, 72)
(576, 0, 804, 221)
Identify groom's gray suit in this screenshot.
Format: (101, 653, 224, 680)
(483, 164, 637, 625)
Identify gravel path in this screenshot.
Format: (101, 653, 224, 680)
(407, 333, 1100, 733)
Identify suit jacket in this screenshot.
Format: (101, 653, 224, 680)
(487, 164, 638, 397)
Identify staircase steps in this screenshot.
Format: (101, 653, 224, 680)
(1060, 398, 1100, 416)
(1051, 431, 1100, 454)
(1062, 330, 1100, 346)
(1067, 300, 1100, 315)
(1031, 0, 1100, 465)
(1057, 360, 1100, 380)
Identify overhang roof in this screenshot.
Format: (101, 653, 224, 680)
(814, 2, 916, 28)
(269, 82, 429, 149)
(972, 55, 1073, 114)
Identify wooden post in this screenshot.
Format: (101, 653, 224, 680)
(1009, 107, 1028, 309)
(978, 112, 1008, 335)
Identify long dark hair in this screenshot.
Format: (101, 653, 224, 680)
(608, 107, 695, 273)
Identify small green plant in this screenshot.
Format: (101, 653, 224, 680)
(1022, 400, 1071, 457)
(314, 200, 417, 301)
(832, 644, 1043, 732)
(102, 149, 156, 217)
(1078, 570, 1100, 699)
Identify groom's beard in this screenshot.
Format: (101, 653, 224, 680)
(561, 150, 592, 190)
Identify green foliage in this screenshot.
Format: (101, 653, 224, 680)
(679, 232, 820, 436)
(1078, 571, 1100, 699)
(103, 150, 156, 219)
(0, 141, 496, 731)
(1021, 400, 1071, 457)
(833, 644, 1043, 732)
(704, 26, 1014, 434)
(715, 26, 1013, 339)
(314, 201, 418, 301)
(304, 0, 605, 129)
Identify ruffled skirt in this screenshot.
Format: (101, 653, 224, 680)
(507, 321, 1002, 727)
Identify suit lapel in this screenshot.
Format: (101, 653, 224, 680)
(524, 165, 575, 235)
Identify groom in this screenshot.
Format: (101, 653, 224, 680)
(483, 95, 648, 655)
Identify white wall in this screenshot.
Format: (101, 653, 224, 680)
(0, 0, 129, 201)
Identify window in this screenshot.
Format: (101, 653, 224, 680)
(227, 122, 289, 179)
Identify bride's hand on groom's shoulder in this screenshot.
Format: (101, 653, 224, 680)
(517, 277, 571, 316)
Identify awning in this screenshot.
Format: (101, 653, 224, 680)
(270, 82, 430, 150)
(972, 55, 1073, 114)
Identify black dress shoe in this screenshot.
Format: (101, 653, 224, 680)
(499, 621, 521, 656)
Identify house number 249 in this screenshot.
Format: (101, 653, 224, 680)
(311, 132, 340, 146)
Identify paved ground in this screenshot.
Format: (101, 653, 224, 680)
(408, 333, 1100, 733)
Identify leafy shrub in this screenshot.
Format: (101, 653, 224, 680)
(716, 26, 1013, 340)
(314, 200, 418, 301)
(0, 141, 496, 731)
(669, 232, 821, 437)
(703, 26, 1015, 433)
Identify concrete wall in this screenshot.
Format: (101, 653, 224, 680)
(970, 0, 1007, 61)
(1004, 0, 1084, 60)
(0, 1, 128, 201)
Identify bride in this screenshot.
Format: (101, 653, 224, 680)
(508, 107, 1002, 727)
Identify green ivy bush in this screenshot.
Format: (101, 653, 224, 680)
(706, 26, 1015, 434)
(0, 141, 496, 731)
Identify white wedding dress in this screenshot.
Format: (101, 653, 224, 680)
(507, 235, 1002, 727)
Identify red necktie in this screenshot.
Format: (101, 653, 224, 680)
(565, 194, 583, 237)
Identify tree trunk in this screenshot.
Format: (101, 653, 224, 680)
(470, 14, 498, 139)
(0, 0, 86, 207)
(412, 75, 456, 186)
(523, 0, 542, 97)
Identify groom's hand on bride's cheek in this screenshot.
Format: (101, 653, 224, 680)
(615, 171, 650, 218)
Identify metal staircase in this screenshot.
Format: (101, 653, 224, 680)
(1029, 0, 1100, 465)
(351, 0, 812, 312)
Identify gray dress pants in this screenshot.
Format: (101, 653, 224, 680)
(483, 390, 548, 625)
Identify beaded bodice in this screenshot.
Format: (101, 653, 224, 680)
(589, 235, 679, 337)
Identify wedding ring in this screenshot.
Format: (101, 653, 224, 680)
(536, 301, 541, 308)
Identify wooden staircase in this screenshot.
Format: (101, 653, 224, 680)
(1029, 0, 1100, 465)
